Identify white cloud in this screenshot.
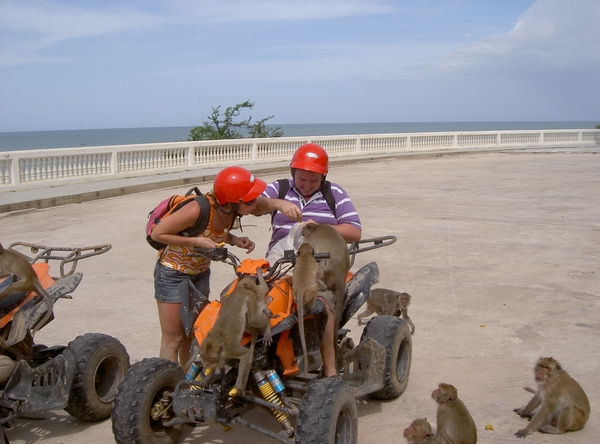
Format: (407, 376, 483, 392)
(420, 0, 600, 78)
(0, 0, 160, 66)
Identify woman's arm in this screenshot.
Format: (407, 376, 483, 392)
(151, 202, 217, 249)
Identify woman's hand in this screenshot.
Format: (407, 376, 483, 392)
(230, 235, 255, 253)
(193, 237, 218, 249)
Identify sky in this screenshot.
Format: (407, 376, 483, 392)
(0, 0, 598, 132)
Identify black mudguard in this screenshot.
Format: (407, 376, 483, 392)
(340, 262, 379, 327)
(180, 279, 210, 337)
(2, 348, 76, 415)
(5, 273, 82, 347)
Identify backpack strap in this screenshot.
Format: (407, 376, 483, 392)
(271, 178, 337, 224)
(183, 195, 211, 237)
(320, 180, 337, 217)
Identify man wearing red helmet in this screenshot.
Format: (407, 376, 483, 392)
(151, 166, 299, 367)
(253, 143, 362, 377)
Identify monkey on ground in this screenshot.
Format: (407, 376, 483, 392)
(431, 383, 477, 444)
(357, 288, 415, 334)
(404, 418, 439, 444)
(0, 243, 54, 335)
(301, 222, 350, 376)
(292, 242, 326, 375)
(514, 356, 590, 438)
(199, 269, 273, 395)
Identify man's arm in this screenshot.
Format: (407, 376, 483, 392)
(330, 223, 362, 243)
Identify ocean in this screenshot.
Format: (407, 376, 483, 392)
(0, 121, 597, 153)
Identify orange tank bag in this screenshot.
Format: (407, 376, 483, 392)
(0, 262, 54, 329)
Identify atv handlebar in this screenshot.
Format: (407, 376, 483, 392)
(8, 242, 112, 278)
(189, 234, 396, 280)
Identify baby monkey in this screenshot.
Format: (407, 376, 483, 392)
(0, 243, 53, 334)
(514, 356, 590, 438)
(404, 418, 439, 444)
(357, 288, 415, 334)
(199, 269, 273, 395)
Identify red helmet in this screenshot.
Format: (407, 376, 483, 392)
(213, 166, 266, 205)
(290, 143, 328, 175)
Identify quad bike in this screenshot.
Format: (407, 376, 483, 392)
(0, 243, 130, 429)
(112, 235, 411, 444)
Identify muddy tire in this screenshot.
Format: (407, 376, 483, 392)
(295, 377, 358, 444)
(64, 333, 130, 421)
(360, 315, 411, 399)
(111, 357, 185, 444)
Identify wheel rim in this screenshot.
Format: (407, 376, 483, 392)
(149, 387, 177, 436)
(395, 337, 410, 383)
(334, 405, 354, 443)
(94, 354, 125, 402)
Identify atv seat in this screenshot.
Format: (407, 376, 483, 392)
(0, 275, 29, 317)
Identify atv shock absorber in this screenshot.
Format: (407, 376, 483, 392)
(253, 370, 293, 433)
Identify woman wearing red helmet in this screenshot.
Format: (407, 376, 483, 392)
(151, 166, 278, 367)
(252, 143, 362, 377)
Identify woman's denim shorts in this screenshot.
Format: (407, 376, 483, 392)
(154, 262, 210, 303)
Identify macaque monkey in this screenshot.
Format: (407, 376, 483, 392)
(0, 243, 53, 335)
(199, 269, 273, 395)
(404, 418, 439, 444)
(357, 288, 415, 334)
(293, 242, 326, 375)
(301, 223, 350, 373)
(432, 383, 477, 444)
(514, 356, 590, 438)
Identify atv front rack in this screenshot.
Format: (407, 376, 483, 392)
(8, 243, 112, 278)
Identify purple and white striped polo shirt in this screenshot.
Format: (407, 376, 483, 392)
(262, 178, 362, 254)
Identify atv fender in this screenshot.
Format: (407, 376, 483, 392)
(338, 337, 386, 398)
(6, 273, 83, 346)
(340, 262, 379, 327)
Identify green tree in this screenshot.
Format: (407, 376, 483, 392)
(596, 124, 600, 129)
(248, 116, 283, 138)
(189, 101, 283, 140)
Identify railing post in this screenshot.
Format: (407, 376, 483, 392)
(188, 145, 195, 166)
(110, 148, 118, 174)
(356, 137, 361, 153)
(251, 141, 258, 160)
(11, 156, 21, 186)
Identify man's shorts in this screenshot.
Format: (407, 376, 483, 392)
(154, 262, 210, 303)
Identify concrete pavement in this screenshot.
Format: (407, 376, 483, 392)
(1, 148, 599, 443)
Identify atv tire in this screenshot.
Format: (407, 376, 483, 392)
(360, 315, 411, 400)
(112, 357, 185, 444)
(295, 377, 358, 444)
(64, 333, 130, 421)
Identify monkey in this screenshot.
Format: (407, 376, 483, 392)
(0, 243, 54, 336)
(357, 288, 415, 334)
(431, 383, 477, 444)
(199, 269, 273, 395)
(293, 242, 326, 375)
(514, 356, 590, 438)
(301, 223, 350, 375)
(404, 418, 439, 444)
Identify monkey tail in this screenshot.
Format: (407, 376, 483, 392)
(298, 303, 309, 376)
(523, 386, 537, 394)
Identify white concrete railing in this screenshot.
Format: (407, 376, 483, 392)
(1, 129, 599, 189)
